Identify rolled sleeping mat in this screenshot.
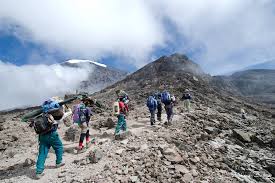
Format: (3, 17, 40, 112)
(21, 96, 78, 122)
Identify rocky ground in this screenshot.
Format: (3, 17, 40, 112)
(0, 54, 275, 182)
(0, 99, 274, 183)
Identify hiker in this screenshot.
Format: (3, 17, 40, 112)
(32, 99, 65, 179)
(161, 91, 175, 125)
(241, 108, 247, 119)
(182, 90, 192, 112)
(72, 99, 92, 152)
(114, 97, 127, 136)
(154, 92, 162, 121)
(116, 90, 130, 112)
(147, 95, 158, 125)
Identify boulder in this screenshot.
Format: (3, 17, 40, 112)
(87, 149, 103, 163)
(11, 135, 19, 142)
(23, 158, 35, 167)
(204, 126, 221, 135)
(174, 164, 189, 174)
(115, 149, 125, 155)
(64, 125, 80, 142)
(182, 172, 193, 182)
(163, 148, 184, 163)
(232, 129, 253, 143)
(130, 176, 138, 182)
(105, 118, 115, 129)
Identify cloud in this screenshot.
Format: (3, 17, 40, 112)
(0, 61, 90, 110)
(1, 0, 275, 74)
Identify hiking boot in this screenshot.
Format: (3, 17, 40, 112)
(35, 173, 44, 180)
(56, 162, 65, 168)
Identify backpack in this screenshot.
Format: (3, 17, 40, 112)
(73, 104, 89, 124)
(33, 113, 54, 135)
(161, 91, 171, 105)
(42, 99, 64, 120)
(42, 99, 60, 113)
(147, 96, 157, 111)
(113, 101, 120, 116)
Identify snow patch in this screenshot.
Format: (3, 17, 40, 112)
(66, 59, 107, 68)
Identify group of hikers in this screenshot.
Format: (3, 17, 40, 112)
(146, 90, 192, 126)
(24, 89, 192, 179)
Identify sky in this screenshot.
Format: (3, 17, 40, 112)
(1, 0, 275, 109)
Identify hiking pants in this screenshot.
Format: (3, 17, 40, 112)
(36, 131, 63, 174)
(164, 104, 173, 123)
(150, 110, 156, 125)
(78, 122, 90, 146)
(115, 114, 127, 135)
(157, 102, 162, 121)
(184, 99, 191, 112)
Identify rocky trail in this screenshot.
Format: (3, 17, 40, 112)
(1, 101, 275, 183)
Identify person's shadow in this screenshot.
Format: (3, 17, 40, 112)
(0, 162, 37, 180)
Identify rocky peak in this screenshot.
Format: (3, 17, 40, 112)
(127, 53, 205, 82)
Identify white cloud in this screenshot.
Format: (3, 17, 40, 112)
(0, 61, 90, 110)
(0, 0, 275, 74)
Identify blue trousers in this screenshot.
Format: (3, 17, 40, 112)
(115, 114, 127, 134)
(36, 131, 63, 174)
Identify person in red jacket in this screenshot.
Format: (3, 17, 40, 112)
(115, 98, 127, 135)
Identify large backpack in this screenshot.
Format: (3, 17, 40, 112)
(161, 91, 171, 105)
(113, 101, 120, 116)
(33, 113, 54, 135)
(147, 96, 157, 111)
(73, 104, 89, 124)
(42, 99, 64, 120)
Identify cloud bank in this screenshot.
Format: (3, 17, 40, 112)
(0, 0, 275, 74)
(0, 61, 90, 110)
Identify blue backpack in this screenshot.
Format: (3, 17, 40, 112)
(147, 96, 157, 111)
(42, 99, 60, 113)
(161, 91, 171, 105)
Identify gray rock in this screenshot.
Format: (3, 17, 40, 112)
(115, 149, 125, 155)
(121, 139, 129, 145)
(87, 149, 103, 163)
(191, 169, 198, 177)
(130, 176, 138, 182)
(174, 164, 189, 174)
(65, 125, 80, 142)
(182, 172, 193, 182)
(23, 158, 35, 167)
(162, 148, 184, 163)
(204, 126, 221, 135)
(232, 129, 253, 143)
(106, 118, 115, 129)
(11, 135, 19, 142)
(140, 144, 149, 151)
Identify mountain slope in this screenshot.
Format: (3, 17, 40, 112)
(245, 60, 275, 70)
(213, 69, 275, 105)
(61, 59, 128, 92)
